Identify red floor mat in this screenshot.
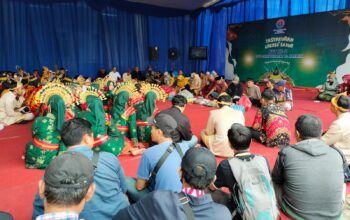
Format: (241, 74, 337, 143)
(0, 90, 345, 219)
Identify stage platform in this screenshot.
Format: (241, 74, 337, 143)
(0, 88, 347, 219)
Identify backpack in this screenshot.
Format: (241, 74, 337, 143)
(228, 155, 279, 220)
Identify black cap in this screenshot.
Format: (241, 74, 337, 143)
(44, 152, 94, 189)
(181, 147, 216, 184)
(147, 113, 177, 137)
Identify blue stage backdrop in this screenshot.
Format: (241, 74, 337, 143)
(0, 0, 349, 77)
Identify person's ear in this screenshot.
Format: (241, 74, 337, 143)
(82, 133, 94, 147)
(178, 168, 183, 179)
(295, 130, 300, 140)
(84, 183, 96, 202)
(38, 180, 45, 199)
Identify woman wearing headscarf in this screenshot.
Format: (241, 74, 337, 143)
(135, 84, 167, 146)
(110, 90, 141, 155)
(25, 95, 65, 169)
(77, 95, 123, 156)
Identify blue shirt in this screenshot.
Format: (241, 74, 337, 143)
(114, 190, 231, 220)
(32, 146, 129, 220)
(137, 141, 188, 192)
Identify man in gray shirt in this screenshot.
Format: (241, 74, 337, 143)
(272, 114, 346, 220)
(246, 78, 261, 107)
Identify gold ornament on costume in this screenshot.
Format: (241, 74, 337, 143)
(78, 86, 106, 105)
(113, 81, 138, 98)
(140, 82, 167, 101)
(34, 83, 74, 105)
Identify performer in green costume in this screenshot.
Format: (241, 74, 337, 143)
(76, 95, 123, 156)
(135, 91, 159, 146)
(25, 95, 65, 169)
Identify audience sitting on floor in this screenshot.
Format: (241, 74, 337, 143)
(246, 78, 261, 107)
(205, 76, 228, 99)
(226, 74, 243, 102)
(201, 95, 245, 157)
(340, 74, 350, 94)
(160, 95, 198, 148)
(126, 113, 189, 202)
(274, 80, 293, 111)
(35, 152, 96, 220)
(264, 79, 275, 92)
(272, 114, 346, 220)
(33, 118, 129, 219)
(317, 71, 339, 102)
(322, 93, 350, 169)
(189, 72, 202, 96)
(250, 89, 291, 148)
(114, 147, 231, 220)
(108, 67, 121, 82)
(210, 123, 278, 219)
(0, 82, 34, 128)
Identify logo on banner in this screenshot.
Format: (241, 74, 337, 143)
(274, 19, 286, 34)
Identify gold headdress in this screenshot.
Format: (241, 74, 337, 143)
(34, 83, 74, 106)
(77, 86, 106, 105)
(331, 92, 349, 112)
(113, 82, 138, 98)
(140, 82, 167, 101)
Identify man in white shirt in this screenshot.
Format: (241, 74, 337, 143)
(108, 67, 121, 82)
(122, 70, 132, 82)
(0, 83, 34, 127)
(201, 94, 245, 157)
(322, 93, 350, 163)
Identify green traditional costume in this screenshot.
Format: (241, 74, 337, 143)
(109, 91, 138, 154)
(136, 91, 159, 145)
(25, 95, 65, 169)
(76, 95, 123, 156)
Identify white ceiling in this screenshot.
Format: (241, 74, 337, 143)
(126, 0, 221, 10)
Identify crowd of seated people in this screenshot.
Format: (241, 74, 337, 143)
(1, 65, 350, 219)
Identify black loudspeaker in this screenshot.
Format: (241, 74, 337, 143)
(168, 47, 178, 60)
(149, 47, 159, 61)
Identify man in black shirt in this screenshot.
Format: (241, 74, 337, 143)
(209, 123, 270, 214)
(226, 75, 243, 102)
(160, 95, 198, 148)
(131, 66, 143, 81)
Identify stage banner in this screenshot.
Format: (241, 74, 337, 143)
(225, 10, 350, 87)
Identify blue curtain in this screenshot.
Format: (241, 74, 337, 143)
(1, 0, 349, 77)
(0, 0, 196, 77)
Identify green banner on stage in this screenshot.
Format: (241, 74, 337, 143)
(225, 10, 350, 87)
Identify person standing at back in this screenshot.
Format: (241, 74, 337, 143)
(272, 114, 345, 220)
(160, 95, 198, 148)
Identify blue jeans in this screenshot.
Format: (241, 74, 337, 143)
(126, 176, 151, 202)
(180, 135, 198, 148)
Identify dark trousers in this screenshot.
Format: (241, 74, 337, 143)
(249, 97, 261, 107)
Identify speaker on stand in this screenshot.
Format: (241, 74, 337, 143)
(149, 47, 159, 61)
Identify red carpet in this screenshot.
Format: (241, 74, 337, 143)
(0, 88, 347, 219)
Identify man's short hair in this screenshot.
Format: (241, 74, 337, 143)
(181, 147, 216, 189)
(43, 152, 94, 206)
(217, 95, 232, 108)
(60, 118, 92, 147)
(227, 123, 252, 150)
(246, 78, 254, 82)
(337, 95, 350, 110)
(295, 114, 323, 139)
(261, 89, 275, 101)
(172, 95, 187, 107)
